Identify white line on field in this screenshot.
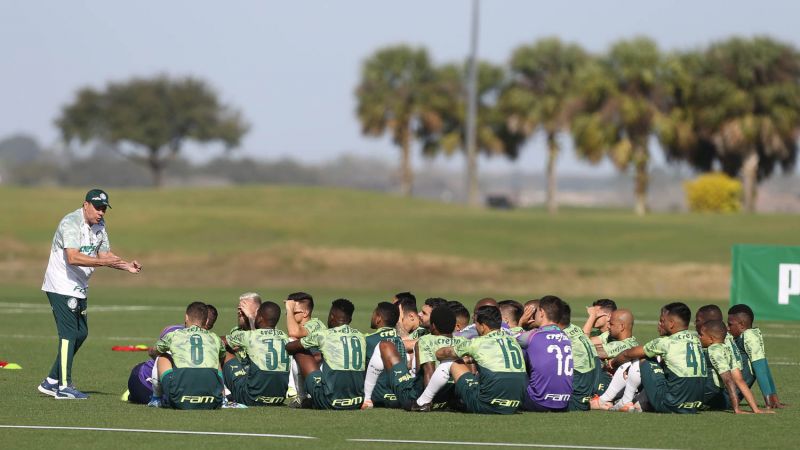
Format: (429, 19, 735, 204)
(0, 425, 315, 440)
(348, 438, 680, 450)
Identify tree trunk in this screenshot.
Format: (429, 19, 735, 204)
(399, 127, 413, 197)
(466, 144, 479, 207)
(633, 143, 649, 216)
(545, 132, 559, 214)
(742, 151, 759, 213)
(148, 148, 164, 188)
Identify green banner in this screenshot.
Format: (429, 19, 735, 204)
(731, 244, 800, 321)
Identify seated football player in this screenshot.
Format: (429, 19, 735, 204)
(393, 293, 421, 339)
(698, 320, 771, 414)
(364, 306, 463, 411)
(362, 302, 407, 408)
(610, 302, 706, 414)
(559, 301, 601, 411)
(413, 297, 449, 339)
(234, 292, 262, 332)
(454, 298, 498, 339)
(583, 298, 618, 341)
(223, 301, 290, 406)
(591, 309, 639, 408)
(124, 324, 182, 405)
(498, 300, 524, 335)
(283, 292, 326, 404)
(728, 304, 785, 409)
(204, 304, 218, 331)
(448, 301, 471, 332)
(153, 302, 226, 410)
(284, 292, 326, 339)
(435, 305, 527, 414)
(519, 295, 573, 412)
(286, 298, 366, 410)
(514, 299, 541, 336)
(696, 305, 747, 388)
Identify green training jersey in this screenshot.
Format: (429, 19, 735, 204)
(408, 327, 429, 340)
(738, 328, 766, 364)
(454, 330, 526, 375)
(601, 336, 639, 359)
(365, 327, 404, 359)
(643, 330, 706, 378)
(563, 323, 597, 373)
(418, 334, 465, 367)
(724, 333, 743, 371)
(597, 330, 610, 343)
(706, 342, 734, 388)
(454, 330, 526, 408)
(301, 324, 366, 371)
(303, 318, 327, 337)
(156, 325, 224, 370)
(226, 328, 290, 373)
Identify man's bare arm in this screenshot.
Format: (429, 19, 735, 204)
(435, 347, 457, 361)
(284, 301, 308, 339)
(731, 368, 772, 414)
(285, 340, 304, 355)
(66, 248, 120, 268)
(610, 345, 646, 370)
(95, 250, 142, 273)
(583, 306, 599, 336)
(594, 343, 609, 360)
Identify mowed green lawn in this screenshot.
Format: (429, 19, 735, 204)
(0, 185, 797, 266)
(0, 285, 798, 450)
(0, 186, 798, 449)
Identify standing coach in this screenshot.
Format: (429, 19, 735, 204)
(38, 189, 142, 399)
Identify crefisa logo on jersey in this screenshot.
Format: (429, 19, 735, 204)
(67, 297, 78, 311)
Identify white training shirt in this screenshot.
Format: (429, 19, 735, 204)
(42, 208, 110, 298)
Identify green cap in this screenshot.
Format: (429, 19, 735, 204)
(85, 188, 111, 208)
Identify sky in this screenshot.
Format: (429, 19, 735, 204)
(3, 0, 800, 176)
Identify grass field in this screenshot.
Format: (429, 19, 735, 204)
(0, 186, 798, 449)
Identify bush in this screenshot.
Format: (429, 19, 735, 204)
(684, 173, 742, 213)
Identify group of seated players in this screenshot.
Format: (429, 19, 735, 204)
(123, 291, 784, 414)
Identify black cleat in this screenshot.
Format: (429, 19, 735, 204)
(405, 401, 431, 412)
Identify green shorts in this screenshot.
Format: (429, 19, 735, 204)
(223, 358, 288, 406)
(161, 367, 223, 410)
(382, 362, 420, 407)
(596, 368, 612, 396)
(454, 373, 524, 415)
(640, 359, 703, 414)
(304, 369, 365, 410)
(569, 364, 600, 411)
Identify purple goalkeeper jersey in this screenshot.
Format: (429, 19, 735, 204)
(136, 359, 155, 387)
(524, 325, 573, 409)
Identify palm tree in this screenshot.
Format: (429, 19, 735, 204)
(571, 38, 662, 215)
(500, 37, 588, 214)
(422, 62, 507, 154)
(700, 37, 800, 212)
(355, 45, 435, 196)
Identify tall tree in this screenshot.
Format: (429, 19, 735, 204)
(571, 38, 662, 215)
(420, 62, 508, 168)
(355, 45, 435, 196)
(702, 37, 800, 212)
(500, 37, 588, 214)
(56, 76, 248, 187)
(658, 38, 800, 212)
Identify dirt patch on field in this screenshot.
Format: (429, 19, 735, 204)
(0, 243, 730, 299)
